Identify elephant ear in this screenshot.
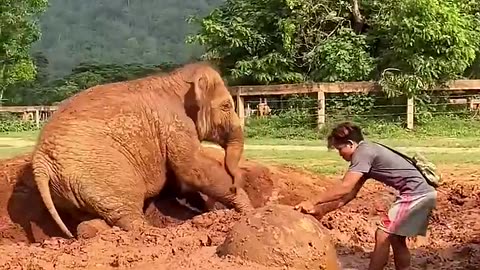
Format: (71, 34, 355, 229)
(183, 68, 211, 138)
(192, 76, 208, 104)
(183, 68, 209, 108)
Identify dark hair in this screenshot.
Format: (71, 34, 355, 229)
(327, 121, 364, 149)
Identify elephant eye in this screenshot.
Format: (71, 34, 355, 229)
(221, 102, 232, 111)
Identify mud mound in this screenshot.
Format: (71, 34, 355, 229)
(0, 147, 274, 243)
(217, 204, 339, 270)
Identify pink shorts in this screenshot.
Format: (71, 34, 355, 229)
(379, 191, 437, 237)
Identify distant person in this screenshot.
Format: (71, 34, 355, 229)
(294, 121, 437, 270)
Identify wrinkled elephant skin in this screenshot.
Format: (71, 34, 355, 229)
(31, 62, 253, 238)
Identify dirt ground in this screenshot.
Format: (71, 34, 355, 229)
(0, 148, 478, 270)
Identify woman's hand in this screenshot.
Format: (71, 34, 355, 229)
(294, 200, 317, 214)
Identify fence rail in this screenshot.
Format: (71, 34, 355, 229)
(230, 79, 480, 129)
(1, 79, 480, 130)
(0, 106, 58, 113)
(0, 106, 58, 128)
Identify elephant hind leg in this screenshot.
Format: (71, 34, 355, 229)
(77, 175, 148, 233)
(86, 193, 146, 232)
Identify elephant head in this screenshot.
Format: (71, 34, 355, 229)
(172, 63, 244, 190)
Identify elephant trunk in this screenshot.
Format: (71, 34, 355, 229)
(223, 125, 245, 191)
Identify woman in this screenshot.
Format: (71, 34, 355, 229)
(294, 122, 437, 270)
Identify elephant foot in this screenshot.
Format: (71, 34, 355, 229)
(180, 191, 209, 213)
(231, 187, 255, 213)
(204, 187, 254, 213)
(76, 219, 111, 239)
(179, 191, 226, 213)
(114, 216, 150, 232)
(120, 219, 167, 239)
(193, 193, 226, 212)
(205, 196, 220, 211)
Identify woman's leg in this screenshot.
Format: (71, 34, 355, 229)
(368, 228, 391, 270)
(390, 235, 411, 270)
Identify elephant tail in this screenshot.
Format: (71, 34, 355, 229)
(33, 166, 74, 238)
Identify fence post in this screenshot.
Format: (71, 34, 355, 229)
(317, 89, 325, 130)
(35, 109, 40, 128)
(236, 91, 245, 129)
(407, 96, 414, 129)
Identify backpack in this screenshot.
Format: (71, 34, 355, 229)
(375, 142, 443, 188)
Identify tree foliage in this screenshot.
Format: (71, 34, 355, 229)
(3, 0, 480, 107)
(308, 28, 375, 82)
(188, 0, 480, 96)
(187, 0, 375, 85)
(0, 0, 48, 102)
(372, 0, 480, 97)
(4, 62, 179, 105)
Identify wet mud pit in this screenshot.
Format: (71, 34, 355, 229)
(0, 148, 478, 269)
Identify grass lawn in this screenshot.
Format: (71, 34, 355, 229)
(2, 130, 480, 149)
(244, 148, 480, 176)
(0, 130, 39, 141)
(0, 131, 478, 176)
(0, 131, 38, 159)
(0, 146, 33, 159)
(245, 115, 480, 148)
(246, 136, 480, 148)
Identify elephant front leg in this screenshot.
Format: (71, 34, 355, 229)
(217, 187, 253, 213)
(169, 154, 254, 213)
(167, 124, 254, 213)
(186, 178, 253, 213)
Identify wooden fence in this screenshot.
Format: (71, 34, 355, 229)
(0, 105, 58, 128)
(1, 79, 480, 130)
(229, 79, 480, 129)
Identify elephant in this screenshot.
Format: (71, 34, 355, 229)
(31, 62, 254, 238)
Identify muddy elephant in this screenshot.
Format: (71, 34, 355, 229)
(31, 62, 253, 238)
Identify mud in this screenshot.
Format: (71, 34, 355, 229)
(0, 149, 478, 269)
(217, 204, 340, 269)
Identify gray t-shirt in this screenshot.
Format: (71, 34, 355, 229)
(348, 140, 435, 196)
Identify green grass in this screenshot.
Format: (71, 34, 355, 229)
(0, 129, 479, 177)
(0, 146, 33, 159)
(245, 137, 480, 148)
(0, 130, 39, 141)
(244, 114, 480, 175)
(245, 115, 480, 148)
(245, 149, 346, 175)
(244, 148, 480, 176)
(0, 129, 477, 149)
(0, 131, 38, 159)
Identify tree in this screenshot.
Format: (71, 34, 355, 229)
(186, 0, 375, 85)
(7, 62, 179, 106)
(0, 0, 48, 105)
(187, 0, 480, 97)
(370, 0, 480, 97)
